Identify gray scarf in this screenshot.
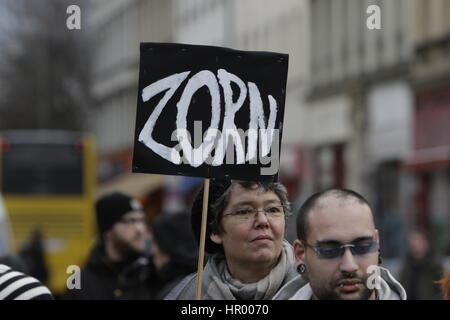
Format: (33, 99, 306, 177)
(202, 240, 298, 300)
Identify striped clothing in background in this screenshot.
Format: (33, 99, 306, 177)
(0, 264, 53, 300)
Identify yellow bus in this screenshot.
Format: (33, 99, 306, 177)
(0, 130, 96, 295)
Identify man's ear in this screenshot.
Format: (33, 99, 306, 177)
(210, 233, 222, 245)
(293, 239, 306, 265)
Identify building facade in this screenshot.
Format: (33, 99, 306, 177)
(88, 0, 173, 197)
(307, 0, 415, 257)
(405, 0, 450, 254)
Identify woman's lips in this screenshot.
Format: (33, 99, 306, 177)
(251, 235, 273, 244)
(252, 235, 273, 241)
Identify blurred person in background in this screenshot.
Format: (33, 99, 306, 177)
(285, 188, 406, 300)
(19, 228, 49, 285)
(400, 229, 443, 300)
(166, 179, 304, 300)
(63, 192, 152, 299)
(437, 272, 450, 300)
(149, 210, 198, 299)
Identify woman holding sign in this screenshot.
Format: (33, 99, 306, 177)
(165, 179, 304, 300)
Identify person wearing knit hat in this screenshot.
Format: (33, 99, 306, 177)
(165, 178, 306, 300)
(149, 210, 199, 299)
(95, 192, 148, 258)
(62, 192, 153, 300)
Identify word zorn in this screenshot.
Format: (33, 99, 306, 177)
(138, 69, 280, 170)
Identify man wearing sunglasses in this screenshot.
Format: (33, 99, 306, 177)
(286, 188, 406, 300)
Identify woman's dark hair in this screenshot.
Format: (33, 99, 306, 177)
(191, 179, 291, 254)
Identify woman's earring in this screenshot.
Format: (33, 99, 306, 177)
(297, 264, 306, 275)
(378, 249, 382, 265)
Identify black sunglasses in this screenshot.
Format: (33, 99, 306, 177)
(303, 240, 378, 260)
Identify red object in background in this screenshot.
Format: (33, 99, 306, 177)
(0, 138, 10, 152)
(414, 173, 431, 233)
(140, 188, 164, 225)
(74, 140, 84, 153)
(403, 87, 450, 171)
(415, 88, 450, 150)
(405, 86, 450, 232)
(313, 143, 345, 191)
(98, 147, 133, 182)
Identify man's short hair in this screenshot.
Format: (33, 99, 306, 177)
(296, 188, 373, 241)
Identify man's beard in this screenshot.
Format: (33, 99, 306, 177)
(312, 273, 374, 300)
(111, 235, 144, 260)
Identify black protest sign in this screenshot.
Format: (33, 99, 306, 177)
(133, 43, 288, 181)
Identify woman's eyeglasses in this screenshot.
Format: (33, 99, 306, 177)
(221, 205, 285, 221)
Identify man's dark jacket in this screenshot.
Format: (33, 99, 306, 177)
(63, 243, 153, 300)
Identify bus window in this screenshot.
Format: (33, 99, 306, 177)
(2, 143, 83, 195)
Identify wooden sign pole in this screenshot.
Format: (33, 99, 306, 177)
(195, 178, 210, 300)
